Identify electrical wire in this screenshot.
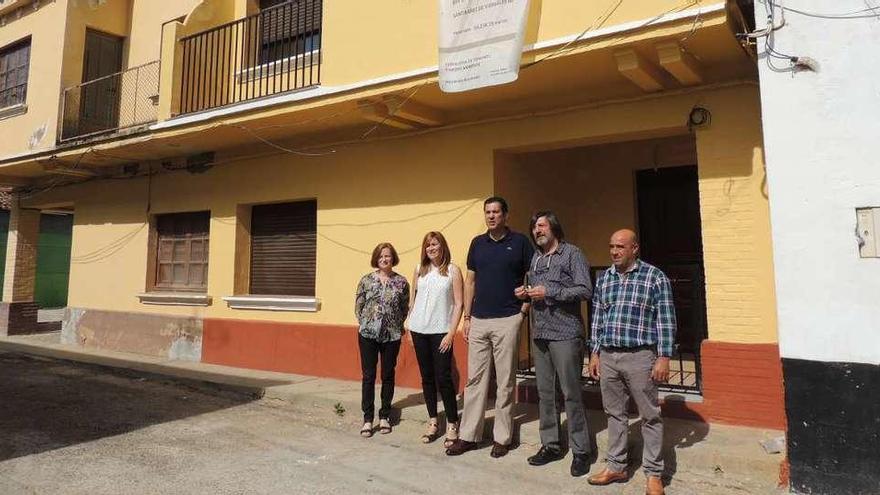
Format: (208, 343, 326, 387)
(770, 1, 880, 19)
(522, 0, 624, 69)
(232, 123, 337, 156)
(359, 84, 425, 140)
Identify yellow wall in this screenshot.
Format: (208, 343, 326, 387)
(695, 89, 777, 344)
(319, 0, 706, 86)
(24, 83, 778, 344)
(128, 0, 202, 67)
(498, 135, 698, 264)
(1, 0, 720, 157)
(0, 1, 68, 154)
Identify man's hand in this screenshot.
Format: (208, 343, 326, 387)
(526, 285, 547, 301)
(462, 319, 471, 343)
(588, 352, 601, 380)
(514, 285, 528, 300)
(651, 357, 670, 383)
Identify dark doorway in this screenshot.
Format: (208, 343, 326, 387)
(636, 165, 708, 390)
(78, 29, 124, 135)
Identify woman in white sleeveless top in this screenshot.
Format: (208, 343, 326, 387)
(407, 231, 463, 447)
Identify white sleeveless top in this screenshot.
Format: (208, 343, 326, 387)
(408, 264, 456, 335)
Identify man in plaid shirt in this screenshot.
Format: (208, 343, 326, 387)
(586, 229, 676, 495)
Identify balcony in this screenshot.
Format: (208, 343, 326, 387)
(177, 0, 322, 115)
(60, 61, 160, 143)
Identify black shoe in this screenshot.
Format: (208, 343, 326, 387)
(490, 442, 509, 458)
(445, 439, 477, 456)
(527, 445, 563, 466)
(570, 453, 590, 477)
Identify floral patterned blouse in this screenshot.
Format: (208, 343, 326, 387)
(355, 271, 411, 342)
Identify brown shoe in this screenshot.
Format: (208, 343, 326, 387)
(587, 467, 628, 486)
(445, 439, 477, 456)
(646, 475, 665, 495)
(489, 442, 509, 458)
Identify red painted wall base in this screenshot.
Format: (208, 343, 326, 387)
(203, 320, 786, 429)
(202, 318, 468, 392)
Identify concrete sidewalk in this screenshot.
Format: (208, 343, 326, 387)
(0, 332, 787, 494)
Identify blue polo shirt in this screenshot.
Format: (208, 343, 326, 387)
(466, 230, 534, 319)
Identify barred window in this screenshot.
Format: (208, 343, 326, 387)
(0, 38, 31, 108)
(153, 211, 210, 292)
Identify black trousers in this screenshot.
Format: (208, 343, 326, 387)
(411, 332, 459, 423)
(358, 334, 401, 422)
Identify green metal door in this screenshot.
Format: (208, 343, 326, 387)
(35, 214, 73, 309)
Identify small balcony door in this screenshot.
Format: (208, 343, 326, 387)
(78, 29, 124, 136)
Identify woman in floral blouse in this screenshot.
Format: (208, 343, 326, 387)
(355, 242, 410, 437)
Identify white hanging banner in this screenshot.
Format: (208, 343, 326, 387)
(438, 0, 530, 93)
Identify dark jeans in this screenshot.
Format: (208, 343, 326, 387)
(358, 334, 401, 422)
(411, 332, 459, 423)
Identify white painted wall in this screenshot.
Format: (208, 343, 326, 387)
(755, 1, 880, 364)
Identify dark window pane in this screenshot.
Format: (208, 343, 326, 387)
(173, 264, 187, 284)
(0, 38, 30, 106)
(153, 211, 210, 291)
(157, 264, 172, 285)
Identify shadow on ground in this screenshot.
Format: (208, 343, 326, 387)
(392, 383, 712, 481)
(0, 352, 256, 462)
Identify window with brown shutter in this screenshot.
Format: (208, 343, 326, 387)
(258, 0, 322, 64)
(0, 38, 31, 108)
(250, 200, 316, 296)
(153, 211, 210, 292)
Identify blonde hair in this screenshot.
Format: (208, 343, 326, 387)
(418, 231, 451, 277)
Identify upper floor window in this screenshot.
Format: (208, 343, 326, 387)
(0, 37, 31, 109)
(259, 0, 322, 64)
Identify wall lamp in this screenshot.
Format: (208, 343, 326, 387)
(688, 106, 712, 130)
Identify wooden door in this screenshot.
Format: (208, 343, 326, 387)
(78, 30, 124, 135)
(636, 166, 708, 356)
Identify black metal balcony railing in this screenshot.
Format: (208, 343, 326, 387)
(179, 0, 322, 115)
(60, 61, 160, 142)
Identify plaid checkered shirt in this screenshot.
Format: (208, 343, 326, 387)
(590, 260, 677, 357)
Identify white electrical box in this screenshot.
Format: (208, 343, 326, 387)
(856, 207, 880, 258)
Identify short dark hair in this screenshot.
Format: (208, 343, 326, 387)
(484, 196, 509, 214)
(370, 242, 400, 268)
(529, 210, 565, 245)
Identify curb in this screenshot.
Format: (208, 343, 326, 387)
(0, 339, 269, 399)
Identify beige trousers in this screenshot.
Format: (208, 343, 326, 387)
(458, 313, 523, 445)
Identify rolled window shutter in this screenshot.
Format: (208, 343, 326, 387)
(250, 200, 317, 296)
(260, 0, 321, 45)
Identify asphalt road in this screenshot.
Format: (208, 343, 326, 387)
(0, 352, 782, 494)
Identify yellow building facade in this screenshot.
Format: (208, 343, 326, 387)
(0, 0, 784, 428)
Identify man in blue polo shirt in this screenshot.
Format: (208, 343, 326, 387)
(446, 196, 534, 458)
